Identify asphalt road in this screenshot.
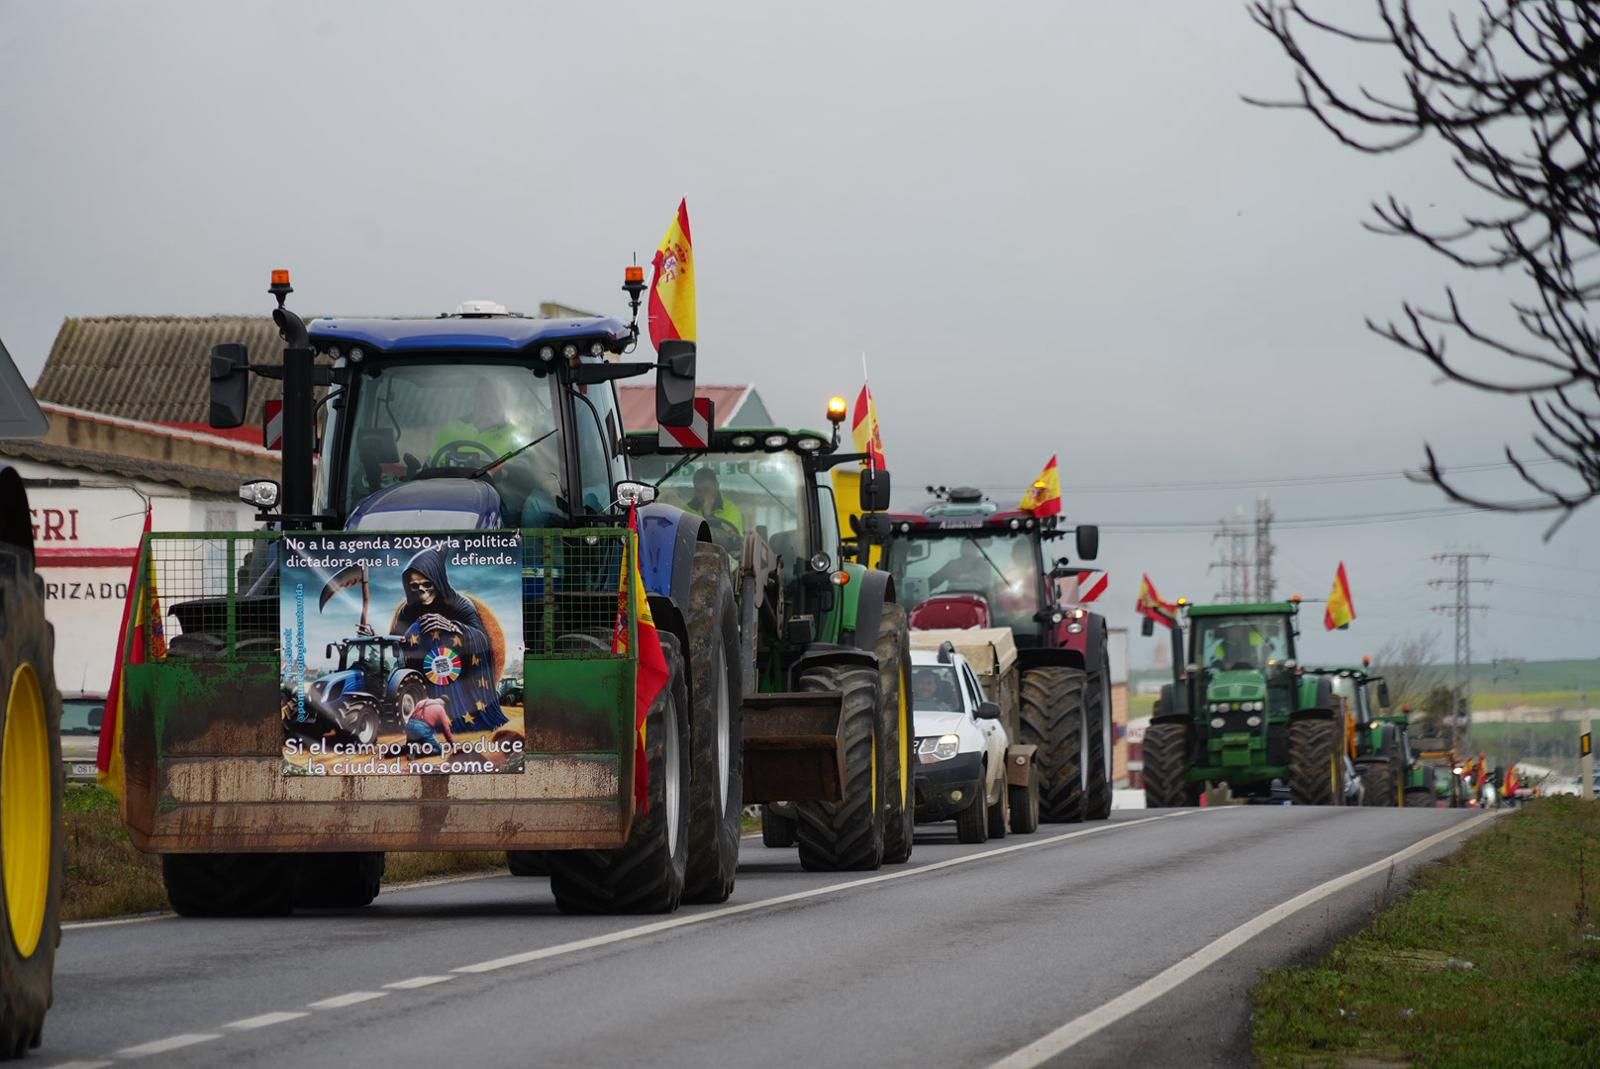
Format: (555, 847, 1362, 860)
(42, 805, 1490, 1069)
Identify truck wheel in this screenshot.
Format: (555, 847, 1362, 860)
(162, 853, 298, 917)
(683, 544, 743, 905)
(0, 580, 63, 1060)
(955, 785, 989, 845)
(1019, 666, 1088, 823)
(761, 806, 797, 848)
(293, 852, 385, 909)
(1403, 788, 1433, 809)
(1083, 658, 1114, 821)
(1289, 717, 1338, 806)
(548, 633, 691, 913)
(1359, 760, 1396, 807)
(1009, 774, 1040, 834)
(795, 664, 885, 872)
(874, 604, 915, 865)
(986, 778, 1008, 840)
(506, 851, 548, 877)
(1141, 721, 1197, 808)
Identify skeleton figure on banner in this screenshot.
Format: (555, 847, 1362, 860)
(388, 547, 509, 733)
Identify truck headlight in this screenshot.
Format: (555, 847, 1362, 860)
(917, 734, 961, 762)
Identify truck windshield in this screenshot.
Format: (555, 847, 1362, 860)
(631, 451, 807, 555)
(338, 360, 563, 521)
(1193, 614, 1291, 671)
(912, 665, 963, 713)
(887, 533, 1041, 633)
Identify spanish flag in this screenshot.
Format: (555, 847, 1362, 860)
(1019, 455, 1062, 517)
(1324, 562, 1356, 631)
(1136, 573, 1178, 630)
(647, 198, 695, 349)
(852, 382, 887, 468)
(613, 505, 671, 814)
(97, 506, 155, 796)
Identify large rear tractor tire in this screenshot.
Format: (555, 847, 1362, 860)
(874, 604, 915, 865)
(548, 634, 691, 914)
(162, 854, 298, 917)
(293, 852, 385, 909)
(1403, 787, 1434, 809)
(682, 544, 743, 905)
(761, 806, 797, 848)
(1289, 717, 1339, 806)
(1084, 659, 1114, 821)
(1359, 760, 1397, 808)
(1141, 720, 1197, 808)
(795, 664, 885, 872)
(0, 561, 64, 1060)
(1020, 666, 1088, 823)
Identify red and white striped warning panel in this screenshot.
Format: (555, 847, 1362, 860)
(263, 399, 283, 451)
(659, 397, 714, 450)
(1061, 569, 1108, 605)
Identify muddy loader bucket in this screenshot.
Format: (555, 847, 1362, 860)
(742, 691, 847, 803)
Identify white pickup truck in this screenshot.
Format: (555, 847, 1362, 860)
(911, 633, 1039, 843)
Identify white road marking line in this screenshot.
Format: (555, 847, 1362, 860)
(115, 1033, 222, 1057)
(224, 1011, 310, 1030)
(307, 991, 389, 1010)
(385, 975, 457, 990)
(455, 812, 1194, 974)
(383, 869, 507, 894)
(41, 1061, 115, 1068)
(985, 811, 1500, 1069)
(62, 912, 172, 930)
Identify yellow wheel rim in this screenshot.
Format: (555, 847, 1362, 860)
(2, 665, 50, 959)
(1329, 745, 1339, 801)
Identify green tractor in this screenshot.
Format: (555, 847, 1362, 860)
(1143, 600, 1350, 806)
(626, 408, 916, 870)
(1306, 664, 1433, 808)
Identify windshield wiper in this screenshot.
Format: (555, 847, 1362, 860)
(969, 536, 1010, 585)
(652, 452, 701, 490)
(471, 428, 559, 479)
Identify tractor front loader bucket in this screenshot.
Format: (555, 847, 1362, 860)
(742, 691, 847, 803)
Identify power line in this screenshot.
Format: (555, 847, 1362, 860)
(1101, 504, 1487, 532)
(985, 456, 1559, 496)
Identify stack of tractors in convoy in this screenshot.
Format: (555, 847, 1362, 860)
(873, 487, 1113, 824)
(626, 413, 916, 870)
(112, 270, 901, 918)
(1142, 599, 1351, 807)
(0, 332, 65, 1058)
(1303, 661, 1432, 808)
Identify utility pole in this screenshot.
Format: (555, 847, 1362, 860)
(1253, 496, 1276, 601)
(1209, 506, 1252, 601)
(1429, 552, 1491, 754)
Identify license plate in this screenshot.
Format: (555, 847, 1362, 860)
(69, 763, 97, 777)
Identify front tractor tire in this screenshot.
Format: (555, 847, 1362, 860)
(1359, 759, 1397, 808)
(1083, 659, 1114, 821)
(548, 634, 692, 914)
(1019, 666, 1089, 823)
(795, 664, 885, 872)
(874, 603, 915, 865)
(0, 568, 64, 1060)
(1288, 716, 1339, 806)
(1141, 721, 1198, 808)
(682, 544, 743, 905)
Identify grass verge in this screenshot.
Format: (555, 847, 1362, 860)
(63, 783, 504, 921)
(1252, 797, 1600, 1068)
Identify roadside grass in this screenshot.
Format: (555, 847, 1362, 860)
(64, 783, 505, 921)
(1129, 693, 1157, 719)
(1471, 689, 1587, 711)
(1252, 797, 1600, 1069)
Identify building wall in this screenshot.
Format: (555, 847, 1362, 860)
(10, 457, 259, 698)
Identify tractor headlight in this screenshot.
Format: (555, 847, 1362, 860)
(1246, 715, 1262, 727)
(763, 434, 789, 449)
(730, 434, 757, 449)
(1008, 518, 1021, 530)
(917, 734, 962, 762)
(1210, 717, 1226, 729)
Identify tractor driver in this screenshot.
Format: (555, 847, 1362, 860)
(928, 539, 995, 594)
(428, 378, 564, 523)
(1207, 622, 1271, 671)
(685, 467, 744, 550)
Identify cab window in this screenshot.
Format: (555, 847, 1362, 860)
(574, 388, 619, 514)
(815, 485, 842, 568)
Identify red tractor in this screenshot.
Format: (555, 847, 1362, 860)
(873, 487, 1111, 822)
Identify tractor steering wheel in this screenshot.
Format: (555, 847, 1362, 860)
(427, 439, 498, 470)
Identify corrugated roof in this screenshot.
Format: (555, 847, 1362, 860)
(0, 438, 248, 494)
(618, 384, 753, 430)
(34, 316, 297, 426)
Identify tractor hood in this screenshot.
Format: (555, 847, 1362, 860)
(1204, 670, 1267, 704)
(347, 478, 503, 531)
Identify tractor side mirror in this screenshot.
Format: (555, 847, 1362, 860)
(975, 701, 1002, 720)
(1075, 524, 1099, 561)
(859, 513, 892, 540)
(859, 468, 891, 512)
(325, 643, 337, 661)
(1141, 617, 1155, 637)
(656, 340, 697, 427)
(1378, 681, 1392, 708)
(210, 343, 250, 429)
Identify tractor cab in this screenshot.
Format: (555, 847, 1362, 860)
(879, 488, 1099, 649)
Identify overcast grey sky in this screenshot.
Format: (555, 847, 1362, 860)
(4, 1, 1597, 667)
